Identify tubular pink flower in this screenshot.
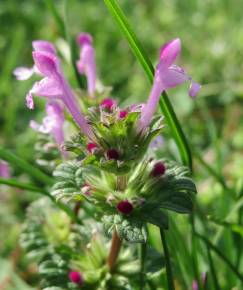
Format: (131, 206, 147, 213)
(13, 40, 56, 81)
(27, 51, 94, 140)
(139, 38, 201, 130)
(76, 33, 96, 98)
(0, 160, 10, 178)
(30, 101, 67, 157)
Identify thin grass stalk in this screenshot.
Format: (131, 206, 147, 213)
(160, 229, 175, 290)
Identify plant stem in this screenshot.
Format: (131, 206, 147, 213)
(107, 229, 122, 272)
(107, 175, 127, 272)
(139, 243, 147, 290)
(160, 229, 175, 290)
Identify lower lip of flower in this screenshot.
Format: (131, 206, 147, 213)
(117, 200, 133, 215)
(69, 271, 83, 285)
(151, 162, 166, 177)
(106, 149, 120, 160)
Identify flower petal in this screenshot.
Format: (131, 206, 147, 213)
(13, 67, 34, 80)
(158, 65, 189, 89)
(160, 38, 181, 68)
(32, 40, 56, 54)
(32, 78, 62, 97)
(32, 51, 59, 77)
(189, 82, 201, 98)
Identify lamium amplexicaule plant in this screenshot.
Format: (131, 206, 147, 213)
(3, 2, 225, 290)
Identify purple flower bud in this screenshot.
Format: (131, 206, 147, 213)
(119, 110, 128, 119)
(76, 33, 96, 98)
(106, 149, 120, 160)
(151, 162, 166, 177)
(100, 98, 117, 112)
(87, 142, 98, 153)
(117, 200, 133, 215)
(69, 271, 83, 285)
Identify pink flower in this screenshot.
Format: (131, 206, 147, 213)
(0, 160, 10, 179)
(26, 50, 94, 140)
(86, 142, 98, 153)
(13, 40, 56, 81)
(76, 33, 96, 98)
(139, 38, 201, 130)
(100, 98, 117, 112)
(30, 101, 67, 157)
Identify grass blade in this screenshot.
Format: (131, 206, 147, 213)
(0, 146, 53, 185)
(44, 0, 66, 38)
(0, 177, 50, 196)
(103, 0, 192, 170)
(195, 232, 243, 281)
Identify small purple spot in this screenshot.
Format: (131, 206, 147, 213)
(151, 162, 166, 177)
(117, 200, 133, 215)
(106, 149, 120, 160)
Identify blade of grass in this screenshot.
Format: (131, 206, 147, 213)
(44, 0, 66, 38)
(0, 147, 53, 185)
(0, 177, 50, 196)
(103, 0, 192, 170)
(195, 232, 243, 281)
(160, 229, 175, 290)
(206, 245, 220, 290)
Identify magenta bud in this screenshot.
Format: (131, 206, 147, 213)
(119, 110, 128, 119)
(151, 162, 166, 177)
(87, 142, 98, 153)
(117, 200, 133, 215)
(106, 149, 120, 160)
(69, 271, 83, 285)
(100, 98, 116, 112)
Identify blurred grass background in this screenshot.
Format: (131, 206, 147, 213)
(0, 0, 243, 289)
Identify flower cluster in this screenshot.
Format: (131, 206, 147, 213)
(16, 32, 200, 289)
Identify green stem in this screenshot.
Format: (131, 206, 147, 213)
(195, 232, 243, 281)
(0, 147, 53, 185)
(160, 229, 175, 290)
(139, 243, 147, 290)
(0, 177, 50, 197)
(206, 245, 220, 290)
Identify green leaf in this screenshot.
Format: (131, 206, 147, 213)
(145, 209, 169, 229)
(51, 160, 84, 202)
(102, 214, 147, 243)
(103, 0, 192, 170)
(0, 146, 53, 185)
